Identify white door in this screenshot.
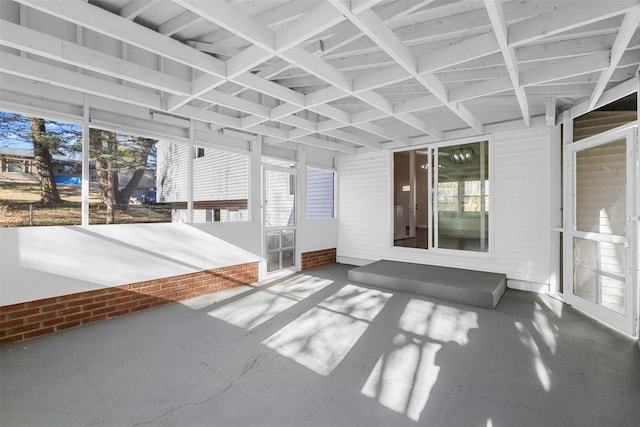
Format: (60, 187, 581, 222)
(565, 126, 637, 336)
(263, 166, 296, 273)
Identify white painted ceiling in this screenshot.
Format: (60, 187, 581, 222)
(1, 0, 639, 153)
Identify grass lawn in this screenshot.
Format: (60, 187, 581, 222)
(0, 175, 171, 227)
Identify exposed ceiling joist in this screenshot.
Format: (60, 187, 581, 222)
(484, 0, 530, 127)
(588, 6, 640, 109)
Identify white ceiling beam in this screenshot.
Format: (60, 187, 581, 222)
(515, 34, 617, 63)
(449, 75, 513, 103)
(484, 0, 530, 127)
(545, 96, 557, 128)
(394, 94, 441, 114)
(173, 0, 275, 52)
(352, 67, 411, 92)
(195, 1, 314, 46)
(170, 0, 400, 148)
(197, 91, 270, 119)
(322, 129, 384, 150)
(242, 123, 288, 140)
(509, 0, 637, 47)
(520, 52, 611, 87)
(158, 11, 202, 36)
(296, 136, 358, 154)
(277, 115, 317, 133)
(226, 45, 274, 79)
(329, 0, 484, 133)
(120, 0, 157, 20)
(275, 31, 442, 139)
(417, 32, 500, 74)
(358, 122, 411, 145)
(588, 7, 640, 110)
(282, 47, 352, 92)
(275, 1, 345, 52)
(0, 20, 190, 96)
(185, 41, 242, 58)
(317, 119, 353, 132)
(15, 0, 227, 78)
(352, 109, 387, 125)
(234, 72, 305, 107)
(571, 75, 638, 118)
(0, 52, 162, 110)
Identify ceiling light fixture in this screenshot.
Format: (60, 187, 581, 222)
(449, 146, 474, 163)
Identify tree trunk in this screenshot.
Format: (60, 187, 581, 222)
(29, 117, 61, 204)
(90, 130, 118, 224)
(116, 137, 155, 207)
(117, 168, 145, 206)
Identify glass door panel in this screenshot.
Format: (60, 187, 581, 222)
(435, 141, 489, 252)
(566, 129, 635, 336)
(264, 168, 296, 273)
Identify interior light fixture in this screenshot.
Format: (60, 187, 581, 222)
(449, 146, 474, 163)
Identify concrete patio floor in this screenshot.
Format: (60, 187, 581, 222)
(2, 264, 639, 427)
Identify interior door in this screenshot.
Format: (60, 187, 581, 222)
(565, 126, 637, 336)
(263, 166, 296, 273)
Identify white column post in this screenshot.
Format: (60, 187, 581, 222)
(187, 119, 194, 223)
(296, 145, 307, 271)
(561, 110, 574, 300)
(81, 95, 90, 226)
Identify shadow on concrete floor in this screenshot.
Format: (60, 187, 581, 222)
(2, 264, 639, 426)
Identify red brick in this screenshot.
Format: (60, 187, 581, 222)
(0, 304, 26, 318)
(59, 306, 82, 316)
(24, 327, 55, 340)
(59, 291, 100, 302)
(57, 320, 82, 331)
(25, 297, 59, 308)
(41, 303, 67, 313)
(6, 322, 40, 336)
(92, 306, 118, 316)
(5, 308, 40, 320)
(0, 318, 25, 330)
(42, 317, 66, 328)
(25, 311, 59, 324)
(66, 298, 95, 308)
(82, 302, 107, 311)
(64, 312, 89, 323)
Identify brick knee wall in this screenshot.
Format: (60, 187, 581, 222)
(0, 261, 258, 345)
(301, 248, 336, 271)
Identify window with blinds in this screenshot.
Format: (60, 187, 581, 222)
(306, 167, 334, 219)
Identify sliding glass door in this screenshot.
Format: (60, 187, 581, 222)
(393, 140, 489, 253)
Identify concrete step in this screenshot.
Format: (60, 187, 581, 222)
(348, 260, 506, 309)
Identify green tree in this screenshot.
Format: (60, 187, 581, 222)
(1, 112, 80, 204)
(28, 117, 62, 204)
(89, 129, 156, 224)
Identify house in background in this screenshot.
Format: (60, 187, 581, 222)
(0, 0, 638, 347)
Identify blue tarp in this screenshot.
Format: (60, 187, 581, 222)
(55, 176, 81, 185)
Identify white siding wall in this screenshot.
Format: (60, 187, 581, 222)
(156, 142, 249, 203)
(156, 141, 188, 202)
(194, 149, 248, 201)
(338, 126, 551, 288)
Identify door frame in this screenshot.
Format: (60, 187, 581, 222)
(262, 164, 298, 275)
(563, 124, 638, 336)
